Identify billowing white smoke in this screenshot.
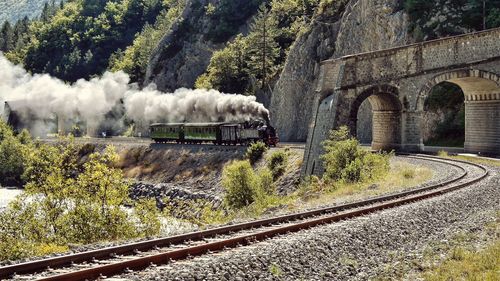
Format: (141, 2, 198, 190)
(0, 54, 128, 127)
(0, 54, 269, 135)
(125, 86, 269, 123)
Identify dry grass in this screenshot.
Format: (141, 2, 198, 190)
(422, 241, 500, 281)
(438, 150, 500, 167)
(421, 212, 500, 281)
(294, 161, 433, 210)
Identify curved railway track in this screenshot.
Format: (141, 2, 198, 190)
(0, 154, 489, 281)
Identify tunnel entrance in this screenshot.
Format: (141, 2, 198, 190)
(351, 87, 402, 151)
(419, 71, 500, 155)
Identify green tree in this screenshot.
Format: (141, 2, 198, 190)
(195, 34, 250, 93)
(247, 4, 280, 90)
(0, 21, 14, 51)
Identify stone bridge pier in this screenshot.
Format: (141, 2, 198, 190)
(303, 28, 500, 177)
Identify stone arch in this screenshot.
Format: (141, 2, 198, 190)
(416, 69, 500, 155)
(350, 85, 403, 151)
(416, 69, 500, 111)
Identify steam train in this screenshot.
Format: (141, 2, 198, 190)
(150, 121, 279, 146)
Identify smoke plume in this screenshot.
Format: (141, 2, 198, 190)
(0, 54, 269, 134)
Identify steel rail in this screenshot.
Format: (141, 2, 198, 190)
(38, 156, 488, 281)
(0, 155, 485, 280)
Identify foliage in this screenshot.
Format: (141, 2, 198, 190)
(0, 0, 61, 27)
(0, 120, 31, 186)
(222, 160, 259, 209)
(195, 34, 251, 93)
(404, 0, 500, 41)
(109, 0, 187, 84)
(267, 150, 288, 180)
(0, 135, 28, 186)
(245, 141, 268, 164)
(0, 119, 14, 141)
(205, 0, 265, 43)
(257, 168, 276, 195)
(321, 126, 391, 183)
(221, 159, 278, 210)
(0, 133, 165, 261)
(197, 0, 323, 94)
(7, 0, 164, 82)
(246, 4, 281, 90)
(133, 199, 162, 237)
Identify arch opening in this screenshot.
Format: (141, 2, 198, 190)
(351, 88, 402, 151)
(422, 82, 465, 148)
(419, 70, 500, 155)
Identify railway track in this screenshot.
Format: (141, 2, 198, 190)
(0, 155, 488, 281)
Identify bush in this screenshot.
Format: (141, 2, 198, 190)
(0, 120, 14, 141)
(321, 126, 391, 183)
(0, 139, 165, 261)
(245, 141, 268, 164)
(267, 150, 288, 180)
(0, 135, 28, 186)
(257, 168, 276, 195)
(222, 160, 259, 209)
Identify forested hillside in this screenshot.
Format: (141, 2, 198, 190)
(0, 0, 62, 25)
(2, 0, 499, 88)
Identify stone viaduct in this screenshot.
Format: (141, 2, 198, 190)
(303, 28, 500, 176)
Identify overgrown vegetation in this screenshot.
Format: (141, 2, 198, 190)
(0, 120, 164, 261)
(322, 126, 391, 183)
(196, 0, 323, 93)
(267, 150, 288, 180)
(213, 127, 401, 225)
(404, 0, 500, 41)
(245, 141, 268, 164)
(2, 0, 165, 82)
(109, 0, 188, 84)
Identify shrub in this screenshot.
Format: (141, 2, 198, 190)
(0, 120, 14, 141)
(257, 168, 276, 196)
(0, 135, 28, 186)
(0, 140, 165, 261)
(438, 150, 449, 157)
(134, 199, 162, 238)
(245, 141, 268, 164)
(16, 129, 32, 145)
(222, 160, 259, 209)
(321, 126, 391, 183)
(267, 150, 288, 180)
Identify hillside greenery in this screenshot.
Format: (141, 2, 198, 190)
(0, 0, 62, 25)
(1, 0, 498, 90)
(404, 0, 500, 41)
(0, 120, 164, 261)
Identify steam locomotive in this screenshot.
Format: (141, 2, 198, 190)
(150, 121, 279, 146)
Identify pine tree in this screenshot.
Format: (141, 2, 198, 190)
(41, 2, 51, 22)
(0, 21, 14, 52)
(246, 4, 280, 90)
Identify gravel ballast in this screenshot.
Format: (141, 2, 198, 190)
(120, 165, 499, 281)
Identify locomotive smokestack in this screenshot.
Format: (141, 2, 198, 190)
(263, 112, 271, 126)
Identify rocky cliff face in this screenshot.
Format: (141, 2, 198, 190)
(270, 0, 409, 142)
(145, 0, 258, 92)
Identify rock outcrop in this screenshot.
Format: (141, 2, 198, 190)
(145, 0, 258, 92)
(270, 0, 409, 141)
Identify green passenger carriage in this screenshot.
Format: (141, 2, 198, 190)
(150, 122, 279, 146)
